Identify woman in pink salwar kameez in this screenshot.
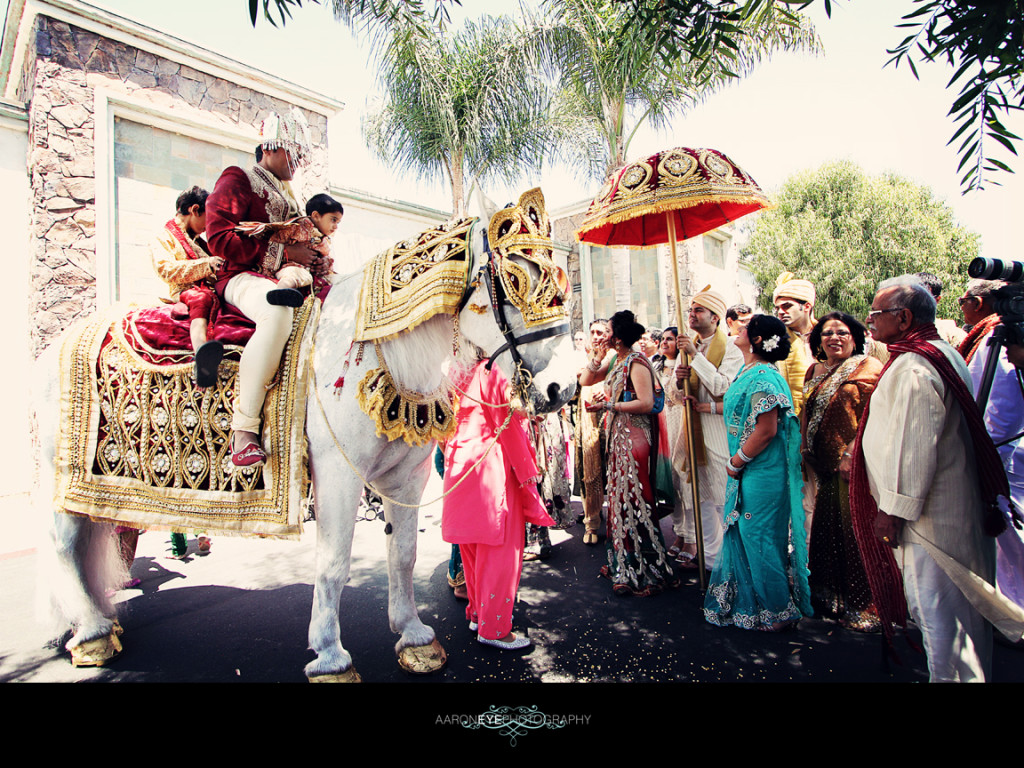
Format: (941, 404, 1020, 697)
(442, 360, 553, 650)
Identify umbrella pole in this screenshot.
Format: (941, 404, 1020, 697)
(666, 214, 706, 591)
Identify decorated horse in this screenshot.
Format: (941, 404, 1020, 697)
(34, 188, 576, 681)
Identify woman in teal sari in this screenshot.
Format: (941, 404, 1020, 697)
(703, 314, 812, 631)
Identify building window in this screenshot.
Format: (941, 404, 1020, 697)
(586, 244, 664, 328)
(112, 117, 250, 304)
(702, 233, 727, 270)
(589, 244, 617, 322)
(629, 248, 663, 328)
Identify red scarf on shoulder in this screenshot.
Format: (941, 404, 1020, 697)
(958, 312, 1000, 364)
(849, 323, 1011, 642)
(166, 218, 204, 260)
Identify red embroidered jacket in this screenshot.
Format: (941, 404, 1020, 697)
(205, 165, 297, 294)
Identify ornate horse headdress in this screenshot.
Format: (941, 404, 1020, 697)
(487, 188, 569, 329)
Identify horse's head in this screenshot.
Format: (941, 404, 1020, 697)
(458, 189, 577, 414)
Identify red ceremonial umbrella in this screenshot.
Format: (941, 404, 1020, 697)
(575, 146, 772, 588)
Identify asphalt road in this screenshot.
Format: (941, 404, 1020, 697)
(3, 472, 1022, 690)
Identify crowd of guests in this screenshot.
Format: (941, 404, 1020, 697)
(450, 268, 1024, 681)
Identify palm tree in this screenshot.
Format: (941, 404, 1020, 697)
(362, 15, 552, 218)
(533, 0, 821, 179)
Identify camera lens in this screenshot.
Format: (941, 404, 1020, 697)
(969, 257, 1024, 282)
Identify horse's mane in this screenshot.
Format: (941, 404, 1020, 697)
(378, 315, 476, 394)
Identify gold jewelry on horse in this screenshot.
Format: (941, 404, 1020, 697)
(355, 342, 456, 447)
(397, 639, 448, 675)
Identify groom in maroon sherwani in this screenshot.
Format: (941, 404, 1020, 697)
(204, 110, 316, 467)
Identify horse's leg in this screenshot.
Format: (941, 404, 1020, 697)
(51, 512, 123, 665)
(305, 465, 362, 682)
(380, 458, 447, 674)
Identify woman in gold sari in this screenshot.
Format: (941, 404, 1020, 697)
(801, 312, 883, 631)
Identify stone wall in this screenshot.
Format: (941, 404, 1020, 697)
(25, 16, 330, 355)
(553, 211, 585, 334)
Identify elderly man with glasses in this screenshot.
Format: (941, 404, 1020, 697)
(851, 276, 1024, 681)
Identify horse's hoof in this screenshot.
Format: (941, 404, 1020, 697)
(69, 632, 122, 667)
(308, 668, 362, 683)
(397, 638, 447, 675)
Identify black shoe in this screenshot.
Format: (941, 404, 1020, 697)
(266, 288, 304, 307)
(194, 340, 224, 388)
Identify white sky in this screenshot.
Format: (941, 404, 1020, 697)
(26, 0, 1024, 260)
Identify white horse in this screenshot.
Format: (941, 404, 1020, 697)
(34, 193, 577, 681)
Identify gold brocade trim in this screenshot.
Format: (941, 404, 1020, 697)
(354, 218, 475, 343)
(355, 344, 456, 446)
(246, 165, 300, 276)
(53, 299, 319, 539)
(577, 192, 774, 241)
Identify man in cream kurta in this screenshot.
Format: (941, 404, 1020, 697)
(670, 287, 742, 571)
(863, 279, 1024, 682)
(576, 319, 613, 544)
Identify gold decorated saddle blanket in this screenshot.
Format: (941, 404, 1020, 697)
(355, 217, 476, 343)
(53, 299, 319, 539)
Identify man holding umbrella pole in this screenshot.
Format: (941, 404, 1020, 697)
(669, 287, 743, 575)
(575, 145, 774, 588)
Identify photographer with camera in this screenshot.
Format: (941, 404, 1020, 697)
(962, 261, 1024, 614)
(957, 279, 1004, 364)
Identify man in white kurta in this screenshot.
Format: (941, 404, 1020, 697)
(863, 279, 1024, 682)
(670, 288, 742, 572)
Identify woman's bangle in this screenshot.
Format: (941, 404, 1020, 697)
(586, 358, 601, 373)
(736, 446, 753, 464)
(728, 457, 744, 473)
(710, 402, 716, 415)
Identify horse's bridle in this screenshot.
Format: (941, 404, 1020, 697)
(458, 230, 569, 392)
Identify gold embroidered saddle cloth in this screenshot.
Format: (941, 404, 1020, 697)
(53, 299, 319, 539)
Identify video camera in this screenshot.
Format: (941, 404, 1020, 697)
(968, 257, 1024, 346)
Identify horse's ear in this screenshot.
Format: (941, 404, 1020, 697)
(468, 186, 498, 222)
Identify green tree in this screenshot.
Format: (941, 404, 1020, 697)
(743, 160, 979, 320)
(249, 0, 461, 34)
(361, 15, 552, 217)
(534, 0, 820, 179)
